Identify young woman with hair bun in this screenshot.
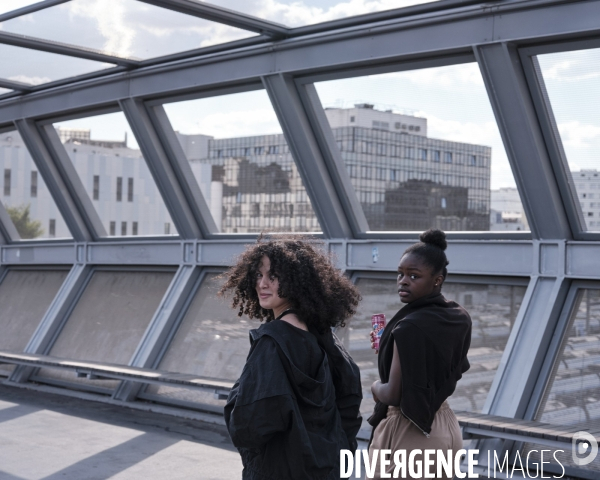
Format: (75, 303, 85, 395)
(367, 229, 472, 479)
(220, 235, 363, 480)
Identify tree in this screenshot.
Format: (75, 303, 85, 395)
(5, 204, 44, 239)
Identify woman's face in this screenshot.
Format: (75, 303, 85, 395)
(397, 252, 443, 303)
(255, 255, 291, 315)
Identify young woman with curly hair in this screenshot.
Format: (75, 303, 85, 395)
(220, 235, 363, 480)
(367, 229, 472, 479)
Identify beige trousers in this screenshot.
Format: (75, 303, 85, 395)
(367, 401, 462, 479)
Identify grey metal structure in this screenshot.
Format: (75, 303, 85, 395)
(1, 0, 599, 477)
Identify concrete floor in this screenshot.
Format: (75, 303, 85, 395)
(0, 384, 242, 480)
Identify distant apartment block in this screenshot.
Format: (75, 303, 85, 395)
(1, 105, 496, 237)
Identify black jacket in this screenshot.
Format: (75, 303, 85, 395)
(224, 320, 362, 480)
(368, 293, 471, 436)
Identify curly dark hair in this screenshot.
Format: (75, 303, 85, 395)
(219, 235, 361, 333)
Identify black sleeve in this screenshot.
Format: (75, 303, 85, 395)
(316, 329, 363, 451)
(224, 336, 296, 450)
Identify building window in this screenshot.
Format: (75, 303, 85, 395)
(433, 151, 440, 162)
(49, 219, 56, 237)
(419, 149, 427, 161)
(132, 221, 138, 236)
(3, 169, 10, 196)
(350, 116, 355, 123)
(254, 146, 264, 155)
(109, 221, 116, 236)
(469, 155, 477, 166)
(127, 177, 133, 202)
(406, 147, 414, 159)
(30, 171, 38, 198)
(164, 223, 171, 235)
(116, 177, 123, 202)
(121, 221, 127, 235)
(445, 152, 453, 163)
(93, 175, 100, 200)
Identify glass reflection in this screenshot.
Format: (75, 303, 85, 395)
(538, 48, 600, 232)
(315, 64, 529, 232)
(0, 43, 114, 86)
(526, 289, 600, 472)
(36, 270, 175, 392)
(0, 269, 68, 376)
(343, 277, 525, 422)
(213, 0, 436, 28)
(144, 273, 255, 407)
(0, 0, 255, 60)
(53, 112, 177, 237)
(164, 89, 321, 233)
(0, 130, 71, 239)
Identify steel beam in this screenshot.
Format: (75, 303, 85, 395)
(14, 120, 103, 241)
(474, 43, 572, 240)
(2, 0, 600, 124)
(113, 265, 203, 401)
(0, 31, 137, 67)
(0, 199, 20, 243)
(8, 263, 90, 384)
(484, 275, 571, 418)
(119, 98, 205, 239)
(297, 84, 369, 235)
(0, 79, 32, 92)
(263, 74, 352, 238)
(146, 105, 218, 236)
(0, 0, 70, 23)
(138, 0, 289, 37)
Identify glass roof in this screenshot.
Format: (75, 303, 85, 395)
(0, 1, 40, 15)
(0, 43, 115, 86)
(0, 0, 256, 61)
(212, 0, 436, 27)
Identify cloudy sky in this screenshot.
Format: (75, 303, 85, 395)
(2, 0, 599, 195)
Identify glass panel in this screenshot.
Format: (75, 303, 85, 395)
(537, 49, 600, 232)
(0, 0, 255, 60)
(0, 130, 72, 239)
(213, 0, 436, 27)
(314, 63, 529, 232)
(144, 272, 252, 407)
(36, 270, 175, 391)
(343, 277, 525, 426)
(526, 289, 600, 473)
(0, 43, 114, 86)
(53, 112, 177, 237)
(0, 269, 68, 376)
(164, 89, 321, 233)
(0, 1, 42, 15)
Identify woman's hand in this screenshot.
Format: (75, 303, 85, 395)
(371, 380, 381, 403)
(369, 330, 379, 354)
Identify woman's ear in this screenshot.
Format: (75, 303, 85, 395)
(434, 274, 444, 287)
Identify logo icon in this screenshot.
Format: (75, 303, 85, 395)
(572, 431, 598, 466)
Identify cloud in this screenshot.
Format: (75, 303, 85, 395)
(8, 75, 51, 85)
(391, 63, 484, 88)
(67, 0, 136, 58)
(244, 0, 433, 27)
(557, 121, 600, 149)
(176, 108, 282, 139)
(538, 49, 600, 83)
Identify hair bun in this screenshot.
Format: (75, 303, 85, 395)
(420, 228, 447, 251)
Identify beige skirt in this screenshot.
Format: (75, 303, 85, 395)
(367, 401, 462, 479)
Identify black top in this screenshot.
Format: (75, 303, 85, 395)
(368, 293, 471, 435)
(224, 319, 362, 480)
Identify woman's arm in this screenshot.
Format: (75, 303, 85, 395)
(371, 341, 402, 406)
